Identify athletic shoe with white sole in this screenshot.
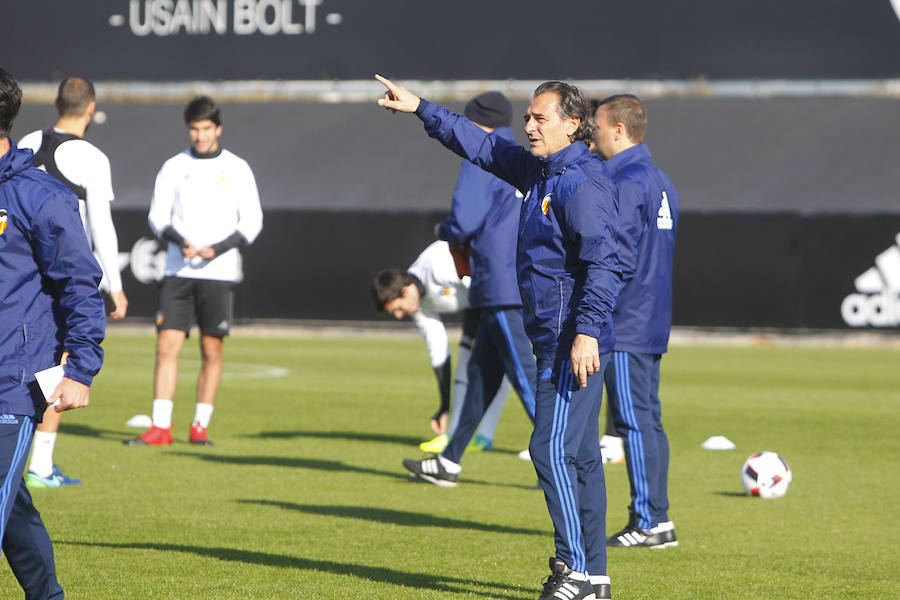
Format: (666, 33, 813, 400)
(538, 557, 596, 600)
(418, 433, 448, 453)
(402, 455, 458, 487)
(607, 520, 678, 549)
(592, 578, 612, 600)
(467, 434, 494, 452)
(25, 465, 82, 488)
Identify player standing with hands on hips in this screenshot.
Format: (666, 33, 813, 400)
(376, 74, 622, 600)
(19, 76, 127, 488)
(128, 96, 262, 446)
(591, 95, 680, 549)
(0, 67, 106, 599)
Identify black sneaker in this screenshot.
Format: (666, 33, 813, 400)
(402, 455, 458, 487)
(607, 520, 678, 549)
(593, 579, 612, 600)
(538, 557, 595, 600)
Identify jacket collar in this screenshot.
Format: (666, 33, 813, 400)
(0, 138, 34, 184)
(540, 141, 590, 177)
(604, 143, 651, 176)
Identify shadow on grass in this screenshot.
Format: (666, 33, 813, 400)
(167, 452, 411, 481)
(236, 499, 547, 536)
(168, 452, 536, 490)
(59, 540, 532, 599)
(245, 430, 423, 446)
(247, 430, 528, 457)
(57, 423, 129, 441)
(714, 491, 753, 498)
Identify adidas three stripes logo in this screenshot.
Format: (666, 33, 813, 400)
(842, 232, 900, 327)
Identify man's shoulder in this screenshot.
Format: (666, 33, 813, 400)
(561, 153, 614, 193)
(17, 130, 43, 152)
(219, 148, 254, 171)
(56, 137, 111, 169)
(159, 149, 193, 170)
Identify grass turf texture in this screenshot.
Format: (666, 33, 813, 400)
(2, 331, 898, 599)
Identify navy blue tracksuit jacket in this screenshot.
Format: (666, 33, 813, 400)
(417, 100, 622, 360)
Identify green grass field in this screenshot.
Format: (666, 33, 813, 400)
(2, 330, 898, 599)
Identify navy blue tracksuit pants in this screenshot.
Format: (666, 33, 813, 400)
(0, 415, 64, 600)
(442, 307, 536, 464)
(604, 351, 670, 529)
(530, 355, 609, 576)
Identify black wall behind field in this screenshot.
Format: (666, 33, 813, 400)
(6, 1, 900, 80)
(114, 209, 900, 330)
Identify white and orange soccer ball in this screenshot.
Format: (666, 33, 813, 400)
(740, 451, 792, 499)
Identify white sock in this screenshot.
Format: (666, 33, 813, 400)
(569, 570, 588, 582)
(193, 403, 214, 428)
(438, 454, 462, 474)
(29, 431, 57, 477)
(589, 575, 611, 586)
(152, 399, 174, 429)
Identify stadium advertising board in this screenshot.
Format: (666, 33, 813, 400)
(6, 1, 900, 81)
(110, 210, 900, 330)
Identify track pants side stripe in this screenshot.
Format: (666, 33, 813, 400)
(495, 309, 536, 419)
(615, 352, 650, 528)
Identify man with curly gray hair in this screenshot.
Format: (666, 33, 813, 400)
(376, 74, 622, 600)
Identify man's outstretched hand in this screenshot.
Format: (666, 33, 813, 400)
(375, 74, 420, 114)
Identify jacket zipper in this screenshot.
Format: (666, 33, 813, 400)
(557, 280, 564, 337)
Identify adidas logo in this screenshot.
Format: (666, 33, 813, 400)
(614, 530, 648, 547)
(0, 414, 20, 425)
(420, 458, 440, 475)
(841, 233, 900, 327)
(549, 581, 585, 600)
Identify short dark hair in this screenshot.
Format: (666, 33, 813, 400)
(533, 81, 593, 145)
(597, 94, 647, 143)
(0, 68, 22, 140)
(371, 269, 414, 312)
(184, 95, 221, 126)
(56, 77, 95, 118)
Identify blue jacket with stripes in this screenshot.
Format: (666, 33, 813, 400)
(436, 126, 522, 309)
(417, 100, 622, 360)
(605, 144, 678, 354)
(0, 139, 105, 417)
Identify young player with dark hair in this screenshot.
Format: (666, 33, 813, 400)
(592, 94, 680, 549)
(376, 75, 622, 600)
(0, 66, 106, 599)
(19, 75, 127, 487)
(372, 241, 511, 451)
(128, 95, 263, 446)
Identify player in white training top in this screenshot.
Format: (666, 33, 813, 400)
(372, 241, 511, 450)
(127, 95, 263, 447)
(19, 76, 127, 488)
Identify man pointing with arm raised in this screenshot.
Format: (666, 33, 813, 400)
(376, 74, 622, 600)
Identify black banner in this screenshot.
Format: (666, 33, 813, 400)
(112, 209, 900, 330)
(6, 1, 900, 81)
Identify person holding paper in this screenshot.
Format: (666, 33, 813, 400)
(0, 67, 106, 600)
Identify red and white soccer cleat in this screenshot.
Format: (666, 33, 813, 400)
(125, 425, 173, 446)
(189, 422, 213, 445)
